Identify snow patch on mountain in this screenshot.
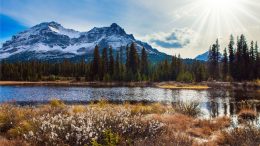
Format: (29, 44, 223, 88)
(48, 26, 80, 38)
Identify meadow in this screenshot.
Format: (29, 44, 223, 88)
(0, 100, 259, 146)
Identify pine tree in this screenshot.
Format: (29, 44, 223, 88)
(140, 47, 148, 77)
(208, 39, 220, 80)
(129, 43, 139, 74)
(119, 46, 124, 63)
(240, 35, 249, 80)
(101, 47, 109, 79)
(250, 41, 255, 60)
(249, 41, 255, 79)
(115, 51, 120, 81)
(125, 45, 130, 70)
(228, 35, 235, 79)
(109, 46, 114, 77)
(192, 61, 206, 82)
(165, 59, 171, 80)
(92, 45, 101, 80)
(255, 42, 259, 78)
(171, 55, 177, 80)
(177, 54, 182, 75)
(222, 48, 228, 80)
(234, 36, 241, 80)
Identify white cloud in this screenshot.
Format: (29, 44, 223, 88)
(138, 28, 204, 58)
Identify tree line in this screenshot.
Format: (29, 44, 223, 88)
(208, 34, 259, 81)
(0, 36, 259, 82)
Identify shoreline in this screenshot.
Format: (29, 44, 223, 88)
(0, 80, 259, 89)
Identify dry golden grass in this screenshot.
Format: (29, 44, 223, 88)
(150, 114, 232, 145)
(71, 105, 86, 113)
(157, 85, 210, 90)
(0, 137, 28, 146)
(187, 117, 231, 139)
(255, 79, 260, 86)
(1, 100, 257, 146)
(194, 117, 231, 131)
(152, 113, 194, 131)
(126, 102, 169, 115)
(0, 81, 72, 85)
(216, 126, 260, 146)
(238, 108, 257, 121)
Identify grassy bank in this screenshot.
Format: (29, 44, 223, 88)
(1, 80, 259, 90)
(0, 100, 259, 146)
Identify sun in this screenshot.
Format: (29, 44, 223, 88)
(204, 0, 236, 9)
(202, 0, 243, 13)
(168, 0, 259, 56)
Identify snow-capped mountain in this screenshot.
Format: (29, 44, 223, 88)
(194, 51, 209, 61)
(194, 51, 223, 61)
(0, 22, 169, 62)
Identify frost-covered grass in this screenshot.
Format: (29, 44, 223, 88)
(0, 100, 259, 146)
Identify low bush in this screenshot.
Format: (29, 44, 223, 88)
(132, 132, 194, 146)
(177, 71, 194, 83)
(173, 101, 201, 117)
(217, 126, 260, 146)
(129, 103, 168, 115)
(23, 106, 165, 146)
(238, 109, 257, 121)
(0, 105, 25, 133)
(91, 129, 120, 146)
(49, 99, 65, 108)
(0, 137, 28, 146)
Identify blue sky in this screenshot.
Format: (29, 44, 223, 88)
(0, 14, 27, 42)
(1, 0, 260, 58)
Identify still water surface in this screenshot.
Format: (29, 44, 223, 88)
(0, 85, 260, 119)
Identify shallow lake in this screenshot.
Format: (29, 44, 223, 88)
(1, 85, 260, 120)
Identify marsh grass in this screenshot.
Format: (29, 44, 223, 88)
(238, 100, 258, 122)
(217, 126, 260, 146)
(238, 109, 257, 121)
(187, 117, 231, 139)
(0, 137, 28, 146)
(0, 99, 258, 146)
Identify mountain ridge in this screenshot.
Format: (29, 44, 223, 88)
(0, 22, 170, 62)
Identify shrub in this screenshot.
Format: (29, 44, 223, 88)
(96, 99, 109, 108)
(177, 71, 194, 83)
(134, 132, 194, 146)
(0, 138, 28, 146)
(72, 105, 86, 114)
(173, 101, 201, 117)
(49, 99, 65, 108)
(23, 106, 165, 146)
(7, 121, 34, 138)
(103, 74, 111, 82)
(0, 105, 24, 133)
(128, 103, 168, 115)
(91, 129, 120, 146)
(238, 109, 257, 121)
(48, 75, 56, 81)
(217, 126, 260, 146)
